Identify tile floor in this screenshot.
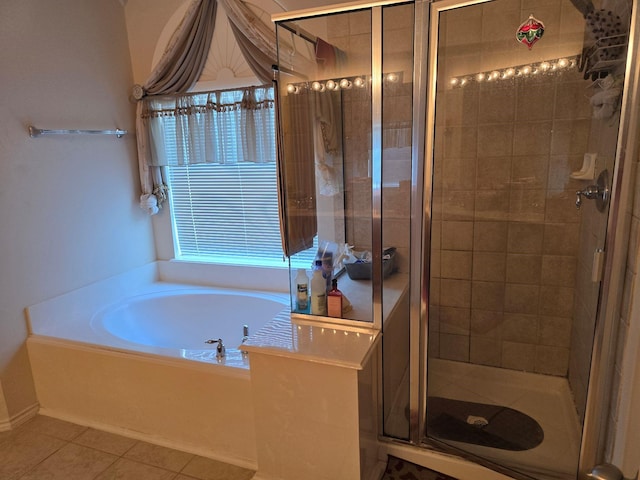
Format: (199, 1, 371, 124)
(0, 414, 255, 480)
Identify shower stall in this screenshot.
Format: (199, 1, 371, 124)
(274, 0, 639, 479)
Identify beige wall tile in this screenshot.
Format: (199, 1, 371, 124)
(551, 119, 591, 155)
(444, 126, 478, 158)
(535, 345, 570, 376)
(541, 255, 577, 287)
(548, 155, 587, 191)
(509, 189, 546, 223)
(504, 284, 540, 314)
(440, 279, 472, 308)
(473, 252, 506, 282)
(441, 87, 479, 127)
(442, 220, 474, 250)
(502, 313, 538, 343)
(555, 81, 593, 120)
(543, 223, 580, 255)
(506, 254, 542, 284)
(441, 250, 473, 279)
(476, 156, 512, 190)
(502, 341, 536, 371)
(440, 306, 471, 335)
(507, 222, 544, 254)
(470, 337, 502, 367)
(516, 81, 554, 121)
(539, 316, 572, 347)
(513, 121, 552, 156)
(442, 157, 477, 190)
(472, 281, 505, 311)
(511, 156, 549, 190)
(478, 124, 513, 157)
(439, 333, 470, 362)
(442, 190, 475, 221)
(539, 286, 575, 317)
(478, 83, 516, 124)
(474, 221, 508, 252)
(481, 0, 520, 44)
(545, 191, 582, 223)
(470, 309, 503, 338)
(475, 190, 510, 221)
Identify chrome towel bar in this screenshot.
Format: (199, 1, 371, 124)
(28, 125, 127, 138)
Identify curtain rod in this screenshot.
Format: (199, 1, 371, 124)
(28, 125, 127, 138)
(142, 83, 273, 100)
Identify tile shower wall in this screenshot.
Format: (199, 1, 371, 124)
(330, 5, 414, 275)
(429, 66, 592, 376)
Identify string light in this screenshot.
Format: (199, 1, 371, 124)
(449, 56, 578, 88)
(286, 73, 400, 94)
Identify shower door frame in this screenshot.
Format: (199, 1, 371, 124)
(411, 0, 640, 479)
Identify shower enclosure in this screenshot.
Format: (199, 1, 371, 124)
(274, 0, 638, 479)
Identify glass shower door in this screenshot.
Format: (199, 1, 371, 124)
(424, 0, 630, 478)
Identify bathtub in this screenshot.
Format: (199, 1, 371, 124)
(25, 261, 291, 469)
(90, 288, 289, 367)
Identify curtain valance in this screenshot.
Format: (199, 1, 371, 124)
(141, 87, 274, 119)
(144, 86, 275, 168)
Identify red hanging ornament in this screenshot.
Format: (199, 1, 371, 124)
(516, 14, 545, 50)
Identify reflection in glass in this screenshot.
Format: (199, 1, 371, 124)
(425, 0, 629, 478)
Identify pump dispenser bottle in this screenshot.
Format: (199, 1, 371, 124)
(310, 260, 327, 315)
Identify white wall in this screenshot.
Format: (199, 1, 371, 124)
(0, 0, 155, 424)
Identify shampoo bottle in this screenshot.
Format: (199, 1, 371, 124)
(310, 260, 327, 316)
(295, 268, 309, 312)
(327, 278, 343, 318)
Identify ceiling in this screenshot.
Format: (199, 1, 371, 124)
(273, 0, 357, 12)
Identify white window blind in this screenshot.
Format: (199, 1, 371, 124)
(160, 86, 318, 268)
(169, 161, 287, 266)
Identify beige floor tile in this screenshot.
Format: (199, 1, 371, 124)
(19, 442, 116, 479)
(73, 428, 138, 456)
(0, 429, 66, 479)
(96, 458, 176, 480)
(19, 415, 87, 441)
(124, 440, 193, 472)
(181, 455, 255, 480)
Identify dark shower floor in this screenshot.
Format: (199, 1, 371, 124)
(426, 396, 544, 451)
(384, 359, 581, 480)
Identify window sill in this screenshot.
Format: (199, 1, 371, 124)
(157, 258, 291, 294)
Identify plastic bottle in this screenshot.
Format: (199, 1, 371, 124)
(295, 269, 309, 312)
(327, 278, 343, 318)
(310, 260, 327, 316)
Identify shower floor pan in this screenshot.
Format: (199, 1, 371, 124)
(429, 359, 581, 479)
(384, 359, 582, 480)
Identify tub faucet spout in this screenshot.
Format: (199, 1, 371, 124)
(205, 338, 226, 359)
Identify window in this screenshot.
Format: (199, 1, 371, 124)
(169, 161, 286, 266)
(155, 86, 316, 267)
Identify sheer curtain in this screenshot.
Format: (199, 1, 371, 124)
(134, 0, 217, 214)
(141, 86, 275, 167)
(134, 0, 320, 257)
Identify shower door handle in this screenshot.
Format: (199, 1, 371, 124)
(576, 170, 610, 212)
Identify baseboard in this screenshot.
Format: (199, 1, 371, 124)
(0, 402, 40, 431)
(38, 408, 257, 471)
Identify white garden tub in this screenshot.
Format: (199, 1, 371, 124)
(25, 262, 290, 469)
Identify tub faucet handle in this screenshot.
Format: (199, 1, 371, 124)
(241, 325, 250, 358)
(205, 338, 226, 359)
